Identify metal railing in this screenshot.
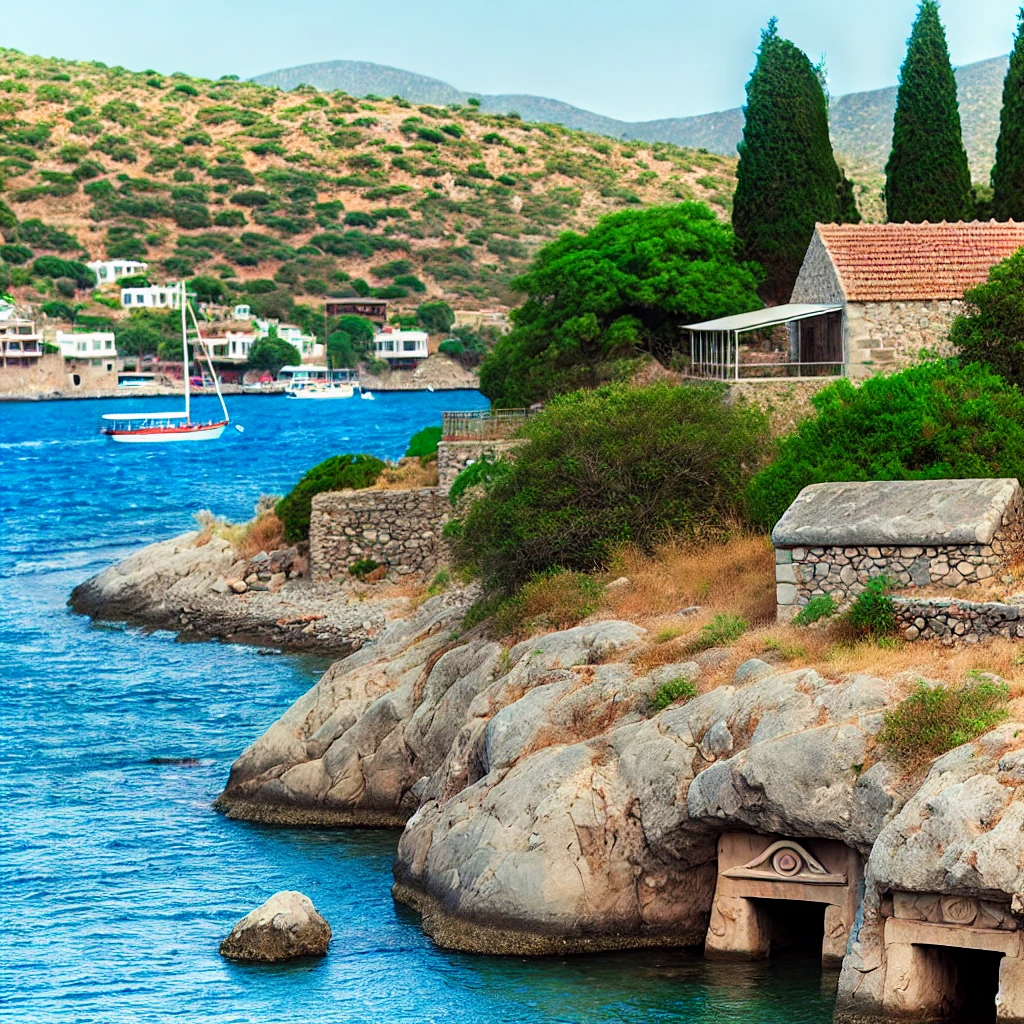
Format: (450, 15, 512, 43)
(442, 408, 531, 440)
(685, 358, 846, 380)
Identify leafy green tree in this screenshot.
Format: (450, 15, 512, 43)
(416, 300, 456, 334)
(450, 382, 770, 593)
(733, 20, 858, 304)
(745, 361, 1024, 529)
(478, 203, 762, 408)
(885, 1, 973, 223)
(949, 249, 1024, 382)
(116, 309, 179, 362)
(993, 10, 1024, 220)
(327, 314, 375, 367)
(247, 328, 301, 375)
(189, 275, 226, 303)
(276, 453, 385, 541)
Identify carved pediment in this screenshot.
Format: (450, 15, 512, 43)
(722, 839, 848, 886)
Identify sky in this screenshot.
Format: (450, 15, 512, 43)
(3, 0, 1018, 122)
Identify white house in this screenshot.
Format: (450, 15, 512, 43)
(121, 285, 182, 310)
(373, 328, 429, 365)
(56, 330, 117, 365)
(89, 260, 148, 287)
(232, 304, 252, 321)
(254, 318, 322, 359)
(206, 331, 255, 362)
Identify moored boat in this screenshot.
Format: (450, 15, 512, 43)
(101, 283, 230, 443)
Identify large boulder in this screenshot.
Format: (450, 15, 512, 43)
(220, 891, 331, 961)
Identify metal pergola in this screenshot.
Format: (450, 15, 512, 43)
(685, 303, 845, 380)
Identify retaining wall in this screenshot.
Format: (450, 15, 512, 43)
(436, 439, 523, 493)
(894, 596, 1024, 644)
(309, 487, 446, 580)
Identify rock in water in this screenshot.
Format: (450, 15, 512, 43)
(220, 891, 331, 961)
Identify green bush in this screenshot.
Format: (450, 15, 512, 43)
(688, 613, 747, 652)
(448, 456, 508, 506)
(348, 558, 382, 579)
(0, 244, 32, 265)
(416, 299, 455, 333)
(878, 679, 1009, 769)
(214, 209, 247, 227)
(172, 203, 211, 229)
(746, 361, 1024, 530)
(792, 593, 837, 626)
(451, 382, 769, 592)
(405, 426, 442, 462)
(275, 453, 386, 542)
(847, 576, 897, 639)
(31, 257, 93, 288)
(651, 676, 698, 712)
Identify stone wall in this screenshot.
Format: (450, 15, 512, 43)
(436, 439, 523, 493)
(846, 299, 961, 376)
(776, 539, 1015, 621)
(894, 595, 1024, 644)
(309, 487, 446, 581)
(790, 232, 845, 305)
(0, 352, 116, 397)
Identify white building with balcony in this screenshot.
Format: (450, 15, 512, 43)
(254, 318, 322, 360)
(206, 331, 255, 363)
(56, 331, 118, 370)
(0, 318, 44, 368)
(373, 328, 429, 366)
(121, 285, 182, 310)
(88, 260, 149, 287)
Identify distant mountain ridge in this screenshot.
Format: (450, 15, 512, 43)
(253, 55, 1010, 179)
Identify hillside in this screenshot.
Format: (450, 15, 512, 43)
(256, 55, 1011, 181)
(0, 48, 737, 323)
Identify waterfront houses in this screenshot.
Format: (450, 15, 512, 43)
(372, 327, 429, 367)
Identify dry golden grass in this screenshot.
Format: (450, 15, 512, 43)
(589, 531, 1024, 696)
(371, 459, 439, 491)
(235, 513, 286, 559)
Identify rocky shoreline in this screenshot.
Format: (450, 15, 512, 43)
(69, 531, 411, 655)
(73, 536, 1024, 1020)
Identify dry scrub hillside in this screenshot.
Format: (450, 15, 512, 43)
(0, 48, 738, 314)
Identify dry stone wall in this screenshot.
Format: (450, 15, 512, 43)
(846, 300, 961, 373)
(436, 439, 522, 493)
(309, 488, 446, 581)
(893, 595, 1024, 644)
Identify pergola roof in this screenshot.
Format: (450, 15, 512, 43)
(686, 303, 843, 334)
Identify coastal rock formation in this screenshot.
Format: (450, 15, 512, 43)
(69, 530, 408, 654)
(220, 891, 331, 961)
(393, 661, 905, 954)
(216, 614, 648, 826)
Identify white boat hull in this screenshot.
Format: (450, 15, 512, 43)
(106, 422, 228, 443)
(287, 386, 355, 399)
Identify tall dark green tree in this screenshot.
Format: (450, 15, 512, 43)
(733, 19, 858, 305)
(885, 1, 973, 223)
(992, 9, 1024, 221)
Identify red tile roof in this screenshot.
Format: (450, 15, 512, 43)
(816, 221, 1024, 301)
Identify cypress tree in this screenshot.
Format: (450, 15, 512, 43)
(733, 20, 858, 305)
(992, 9, 1024, 221)
(885, 0, 973, 223)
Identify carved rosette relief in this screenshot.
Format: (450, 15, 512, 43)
(889, 891, 1019, 932)
(722, 840, 848, 886)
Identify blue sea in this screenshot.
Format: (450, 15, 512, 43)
(0, 392, 836, 1023)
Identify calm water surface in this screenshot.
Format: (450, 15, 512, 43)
(0, 392, 835, 1023)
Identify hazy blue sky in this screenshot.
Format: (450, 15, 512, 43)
(3, 0, 1017, 121)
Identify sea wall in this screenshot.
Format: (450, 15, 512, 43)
(309, 487, 446, 580)
(0, 352, 116, 398)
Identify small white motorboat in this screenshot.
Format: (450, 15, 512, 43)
(102, 283, 230, 443)
(287, 382, 356, 400)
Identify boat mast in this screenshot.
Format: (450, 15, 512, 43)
(186, 298, 230, 424)
(180, 281, 190, 425)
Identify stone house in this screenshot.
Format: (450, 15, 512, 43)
(791, 220, 1024, 377)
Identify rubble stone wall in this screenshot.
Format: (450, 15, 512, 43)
(436, 439, 523, 493)
(310, 487, 446, 580)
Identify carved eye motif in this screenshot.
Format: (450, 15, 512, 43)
(772, 849, 803, 876)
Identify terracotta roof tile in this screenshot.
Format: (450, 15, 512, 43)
(816, 221, 1024, 301)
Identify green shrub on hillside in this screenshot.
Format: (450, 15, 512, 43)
(878, 679, 1009, 770)
(847, 576, 897, 639)
(745, 361, 1024, 530)
(31, 256, 92, 288)
(276, 453, 386, 542)
(450, 382, 769, 592)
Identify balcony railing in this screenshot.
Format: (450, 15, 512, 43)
(442, 408, 532, 440)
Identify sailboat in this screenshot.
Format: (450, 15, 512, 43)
(101, 282, 230, 443)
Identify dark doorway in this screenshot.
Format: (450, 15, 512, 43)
(753, 899, 826, 956)
(796, 312, 843, 376)
(935, 946, 1001, 1023)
